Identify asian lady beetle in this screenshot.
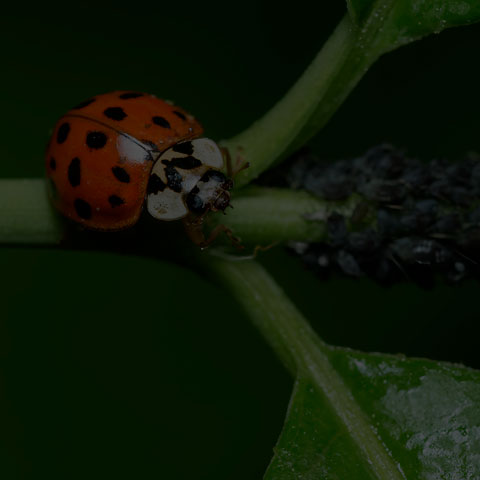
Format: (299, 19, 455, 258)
(45, 91, 241, 247)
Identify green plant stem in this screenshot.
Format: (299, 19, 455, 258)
(0, 179, 62, 245)
(0, 179, 365, 247)
(203, 257, 404, 479)
(222, 14, 379, 188)
(209, 186, 362, 245)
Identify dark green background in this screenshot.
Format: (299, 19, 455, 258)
(1, 1, 480, 478)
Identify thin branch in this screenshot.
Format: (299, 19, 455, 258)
(202, 257, 404, 479)
(208, 186, 362, 245)
(0, 179, 364, 248)
(0, 179, 62, 245)
(221, 14, 379, 188)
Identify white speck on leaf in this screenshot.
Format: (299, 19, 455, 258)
(381, 372, 480, 479)
(448, 2, 470, 15)
(350, 358, 404, 378)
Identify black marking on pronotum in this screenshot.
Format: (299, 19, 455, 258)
(172, 141, 194, 155)
(173, 110, 186, 121)
(68, 157, 81, 187)
(162, 156, 202, 170)
(57, 122, 70, 144)
(74, 198, 92, 219)
(86, 131, 108, 149)
(164, 165, 183, 192)
(119, 92, 143, 99)
(147, 173, 167, 195)
(112, 166, 130, 183)
(103, 107, 127, 121)
(49, 157, 56, 170)
(108, 195, 125, 207)
(200, 170, 227, 183)
(152, 116, 171, 128)
(186, 187, 206, 213)
(72, 98, 95, 109)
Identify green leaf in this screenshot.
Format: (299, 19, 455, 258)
(347, 0, 480, 52)
(204, 258, 480, 479)
(267, 348, 480, 479)
(346, 0, 373, 24)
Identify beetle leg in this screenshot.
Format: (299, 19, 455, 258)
(182, 214, 243, 250)
(221, 147, 250, 179)
(252, 242, 278, 258)
(201, 224, 244, 250)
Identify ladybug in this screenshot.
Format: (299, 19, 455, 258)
(45, 91, 241, 247)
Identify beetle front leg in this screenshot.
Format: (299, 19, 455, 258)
(201, 224, 244, 250)
(221, 147, 250, 179)
(182, 214, 243, 250)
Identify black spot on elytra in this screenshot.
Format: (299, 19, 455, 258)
(119, 92, 143, 99)
(147, 173, 167, 195)
(72, 98, 95, 109)
(163, 156, 202, 170)
(49, 157, 56, 170)
(164, 165, 183, 192)
(68, 157, 81, 187)
(172, 141, 194, 155)
(108, 195, 125, 207)
(152, 116, 171, 128)
(186, 187, 206, 213)
(112, 166, 130, 183)
(86, 131, 107, 149)
(173, 110, 187, 121)
(57, 122, 70, 144)
(74, 198, 92, 219)
(103, 106, 127, 121)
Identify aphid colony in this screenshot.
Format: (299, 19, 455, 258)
(259, 144, 480, 286)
